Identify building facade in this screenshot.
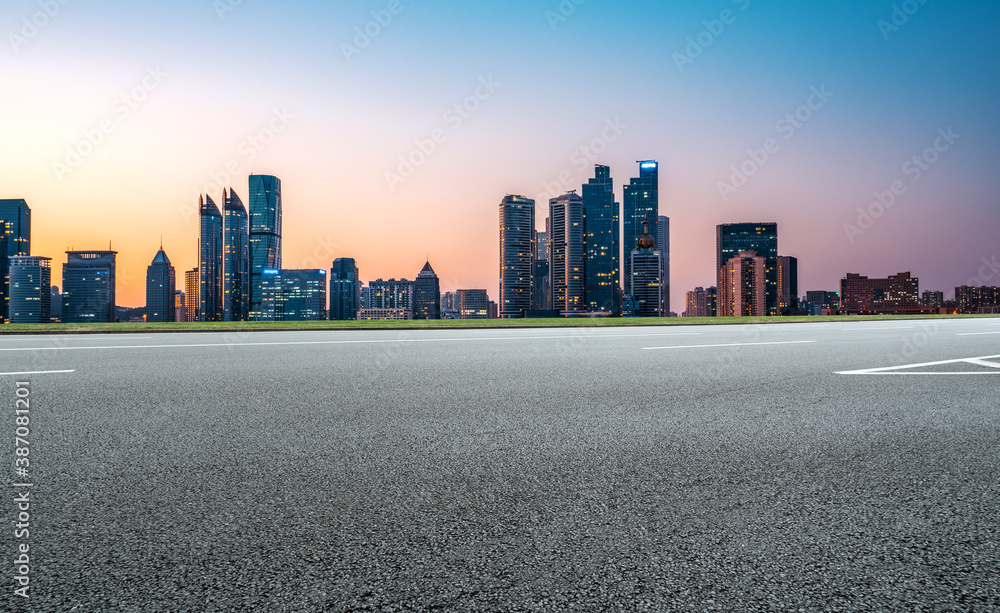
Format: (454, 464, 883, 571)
(657, 215, 670, 316)
(249, 174, 282, 318)
(718, 251, 767, 317)
(685, 287, 708, 318)
(623, 161, 658, 285)
(629, 219, 663, 318)
(776, 255, 799, 313)
(955, 286, 1000, 314)
(458, 289, 490, 319)
(257, 269, 327, 321)
(184, 268, 199, 322)
(717, 223, 778, 315)
(413, 261, 441, 320)
(582, 165, 619, 314)
(358, 308, 412, 321)
(330, 258, 361, 321)
(549, 192, 585, 314)
(0, 199, 31, 322)
(145, 248, 176, 323)
(199, 195, 224, 322)
(707, 286, 718, 317)
(223, 188, 250, 321)
(365, 279, 412, 311)
(62, 250, 117, 323)
(839, 272, 932, 315)
(922, 290, 945, 309)
(8, 256, 50, 324)
(499, 195, 535, 318)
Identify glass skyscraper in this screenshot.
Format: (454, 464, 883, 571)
(549, 192, 585, 314)
(629, 219, 663, 318)
(622, 161, 658, 286)
(8, 256, 50, 324)
(499, 195, 535, 318)
(0, 199, 31, 322)
(223, 188, 250, 321)
(330, 258, 361, 321)
(249, 175, 282, 319)
(413, 261, 441, 320)
(199, 195, 224, 322)
(581, 165, 619, 314)
(145, 248, 176, 323)
(716, 223, 779, 315)
(62, 250, 117, 323)
(657, 215, 670, 316)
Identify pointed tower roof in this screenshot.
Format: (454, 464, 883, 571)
(201, 194, 221, 217)
(636, 216, 656, 250)
(224, 187, 246, 212)
(151, 248, 171, 265)
(418, 261, 437, 278)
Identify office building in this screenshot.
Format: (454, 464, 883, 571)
(776, 255, 799, 313)
(0, 199, 31, 322)
(458, 289, 490, 319)
(531, 260, 551, 312)
(534, 231, 548, 261)
(184, 268, 199, 322)
(62, 250, 117, 323)
(499, 195, 535, 318)
(249, 174, 282, 318)
(50, 285, 62, 322)
(685, 287, 708, 318)
(358, 308, 412, 321)
(175, 290, 185, 322)
(707, 286, 718, 317)
(549, 192, 585, 314)
(8, 256, 50, 323)
(629, 218, 663, 317)
(955, 286, 1000, 314)
(199, 195, 224, 322)
(840, 272, 933, 315)
(258, 269, 327, 321)
(145, 247, 176, 323)
(657, 215, 670, 316)
(623, 161, 659, 285)
(582, 165, 619, 314)
(413, 261, 441, 320)
(223, 188, 250, 321)
(717, 223, 778, 315)
(441, 291, 459, 319)
(805, 290, 840, 315)
(365, 279, 412, 311)
(330, 258, 361, 321)
(718, 251, 767, 317)
(922, 290, 945, 309)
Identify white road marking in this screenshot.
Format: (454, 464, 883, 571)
(958, 331, 1000, 336)
(643, 341, 816, 350)
(837, 355, 1000, 376)
(842, 327, 917, 331)
(0, 370, 76, 376)
(0, 332, 704, 352)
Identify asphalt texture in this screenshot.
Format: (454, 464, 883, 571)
(2, 318, 1000, 612)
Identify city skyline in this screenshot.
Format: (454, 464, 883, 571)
(3, 1, 998, 309)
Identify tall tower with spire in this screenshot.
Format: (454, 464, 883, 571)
(199, 194, 224, 321)
(223, 188, 250, 321)
(146, 244, 176, 322)
(413, 260, 441, 320)
(629, 216, 663, 317)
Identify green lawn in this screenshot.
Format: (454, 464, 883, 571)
(1, 314, 995, 334)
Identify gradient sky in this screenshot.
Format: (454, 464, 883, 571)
(3, 0, 998, 308)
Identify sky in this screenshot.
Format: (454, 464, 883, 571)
(2, 0, 999, 308)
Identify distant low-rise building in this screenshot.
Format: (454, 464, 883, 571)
(458, 289, 489, 319)
(955, 286, 1000, 314)
(839, 272, 935, 315)
(358, 308, 412, 321)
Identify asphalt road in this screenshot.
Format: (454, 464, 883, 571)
(3, 318, 1000, 612)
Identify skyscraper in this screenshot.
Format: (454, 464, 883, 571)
(718, 251, 767, 317)
(175, 290, 185, 322)
(623, 161, 658, 285)
(50, 285, 62, 322)
(249, 175, 282, 318)
(776, 255, 799, 313)
(582, 165, 619, 314)
(184, 268, 199, 322)
(223, 187, 250, 321)
(258, 269, 327, 321)
(499, 195, 535, 318)
(458, 289, 490, 319)
(0, 199, 31, 322)
(549, 192, 585, 314)
(8, 256, 50, 324)
(717, 223, 778, 315)
(145, 247, 176, 323)
(62, 250, 117, 323)
(413, 261, 441, 320)
(330, 258, 361, 321)
(685, 287, 708, 318)
(629, 218, 663, 317)
(199, 195, 224, 322)
(657, 215, 670, 316)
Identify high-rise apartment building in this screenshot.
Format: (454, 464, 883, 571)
(249, 174, 282, 318)
(258, 269, 327, 321)
(175, 290, 185, 322)
(145, 247, 175, 323)
(717, 223, 778, 315)
(365, 279, 412, 311)
(62, 250, 117, 323)
(223, 188, 250, 321)
(199, 195, 224, 322)
(922, 290, 945, 309)
(776, 255, 799, 312)
(582, 165, 619, 314)
(330, 258, 361, 321)
(629, 218, 663, 317)
(718, 251, 767, 317)
(8, 256, 50, 324)
(955, 286, 1000, 314)
(0, 199, 31, 322)
(685, 287, 708, 317)
(184, 268, 199, 322)
(549, 192, 585, 314)
(623, 161, 658, 284)
(413, 261, 441, 320)
(657, 215, 670, 316)
(499, 195, 535, 318)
